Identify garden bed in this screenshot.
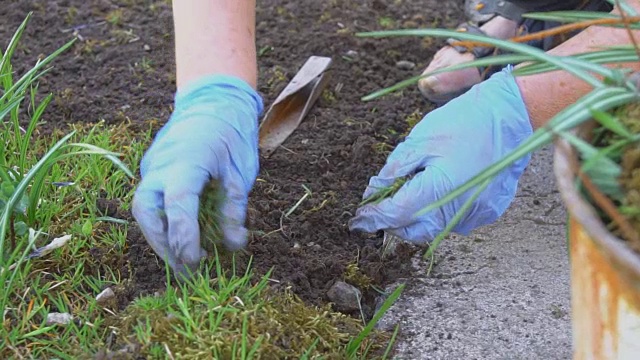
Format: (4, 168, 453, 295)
(2, 0, 465, 312)
(1, 0, 468, 357)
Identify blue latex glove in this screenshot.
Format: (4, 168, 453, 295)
(349, 67, 533, 243)
(132, 75, 263, 277)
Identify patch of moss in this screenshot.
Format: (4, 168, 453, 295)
(372, 141, 393, 156)
(322, 89, 337, 105)
(65, 6, 78, 24)
(105, 8, 124, 26)
(266, 65, 289, 90)
(102, 271, 390, 359)
(344, 263, 373, 290)
(378, 17, 396, 29)
(400, 108, 423, 138)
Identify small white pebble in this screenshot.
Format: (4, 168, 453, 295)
(396, 60, 416, 70)
(96, 287, 115, 305)
(46, 312, 73, 326)
(143, 44, 151, 51)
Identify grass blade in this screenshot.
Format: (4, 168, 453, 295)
(60, 143, 134, 178)
(361, 53, 533, 101)
(424, 178, 492, 262)
(356, 28, 609, 88)
(0, 97, 23, 123)
(0, 13, 30, 82)
(347, 284, 404, 356)
(1, 132, 75, 259)
(558, 130, 624, 200)
(0, 38, 76, 106)
(522, 10, 624, 23)
(18, 93, 53, 174)
(362, 46, 638, 102)
(382, 324, 400, 360)
(299, 338, 320, 360)
(515, 48, 639, 76)
(590, 108, 633, 139)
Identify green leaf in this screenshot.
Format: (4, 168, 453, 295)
(515, 48, 639, 77)
(590, 108, 633, 139)
(1, 182, 14, 198)
(522, 10, 626, 24)
(559, 131, 624, 200)
(355, 26, 626, 101)
(382, 324, 400, 359)
(14, 221, 28, 237)
(15, 192, 29, 215)
(0, 37, 76, 107)
(1, 131, 75, 257)
(362, 53, 534, 101)
(0, 13, 31, 84)
(81, 220, 93, 236)
(19, 325, 56, 340)
(424, 178, 492, 261)
(64, 143, 134, 178)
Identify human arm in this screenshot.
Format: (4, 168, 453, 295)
(519, 1, 640, 129)
(172, 0, 258, 89)
(350, 3, 640, 242)
(132, 0, 261, 277)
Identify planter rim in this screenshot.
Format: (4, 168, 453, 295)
(553, 135, 640, 279)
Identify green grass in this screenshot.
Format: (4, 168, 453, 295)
(1, 119, 404, 358)
(1, 13, 404, 359)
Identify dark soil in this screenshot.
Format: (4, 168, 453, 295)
(1, 0, 466, 322)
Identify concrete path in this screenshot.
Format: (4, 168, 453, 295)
(379, 146, 573, 359)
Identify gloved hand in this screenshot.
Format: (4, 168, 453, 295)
(132, 75, 263, 277)
(349, 67, 533, 243)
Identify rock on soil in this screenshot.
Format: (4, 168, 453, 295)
(96, 287, 116, 305)
(396, 60, 416, 70)
(327, 281, 362, 312)
(46, 312, 73, 326)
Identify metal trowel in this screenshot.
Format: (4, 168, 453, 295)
(258, 56, 333, 157)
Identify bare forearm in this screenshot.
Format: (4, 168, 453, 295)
(172, 0, 258, 89)
(517, 2, 640, 129)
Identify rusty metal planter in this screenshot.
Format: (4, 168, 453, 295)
(554, 135, 640, 360)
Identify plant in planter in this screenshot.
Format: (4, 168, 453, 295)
(554, 102, 640, 359)
(357, 2, 640, 358)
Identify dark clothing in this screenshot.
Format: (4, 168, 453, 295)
(475, 0, 614, 50)
(479, 0, 612, 22)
